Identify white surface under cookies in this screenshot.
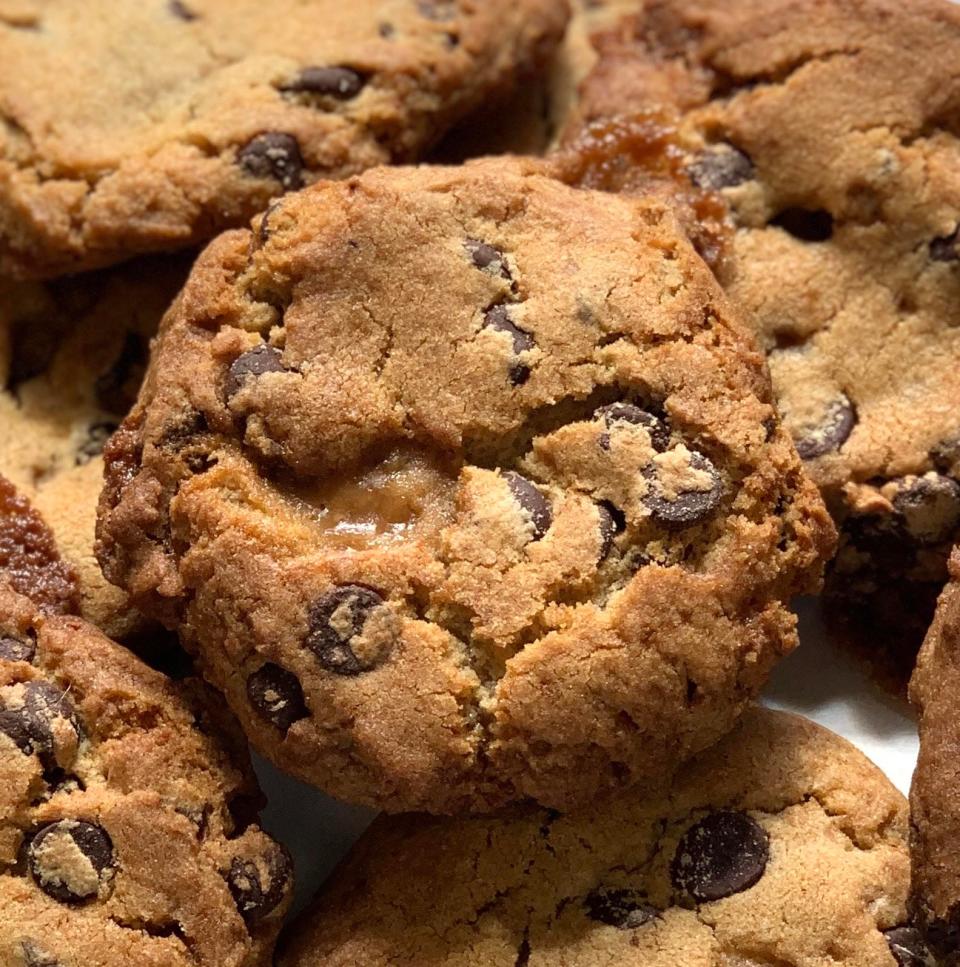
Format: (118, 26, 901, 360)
(255, 595, 920, 915)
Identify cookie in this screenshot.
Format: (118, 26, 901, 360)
(96, 157, 833, 814)
(279, 707, 917, 966)
(909, 546, 960, 962)
(0, 255, 190, 646)
(565, 0, 960, 683)
(0, 0, 568, 278)
(0, 579, 292, 966)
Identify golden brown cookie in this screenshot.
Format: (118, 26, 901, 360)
(280, 707, 917, 966)
(0, 0, 568, 278)
(96, 157, 833, 814)
(565, 0, 960, 684)
(910, 547, 960, 962)
(0, 579, 292, 966)
(0, 256, 190, 646)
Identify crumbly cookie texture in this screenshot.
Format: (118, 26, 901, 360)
(0, 257, 188, 645)
(567, 0, 960, 684)
(910, 547, 960, 962)
(0, 0, 568, 279)
(280, 707, 917, 967)
(0, 581, 291, 967)
(96, 157, 833, 814)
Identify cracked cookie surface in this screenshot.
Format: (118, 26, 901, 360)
(0, 580, 291, 967)
(566, 0, 960, 684)
(910, 547, 960, 963)
(0, 0, 567, 278)
(279, 707, 916, 966)
(0, 256, 189, 646)
(96, 157, 833, 813)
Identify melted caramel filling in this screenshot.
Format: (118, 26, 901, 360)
(285, 448, 458, 549)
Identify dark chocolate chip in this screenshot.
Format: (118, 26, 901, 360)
(583, 887, 659, 929)
(597, 501, 625, 559)
(931, 228, 960, 262)
(281, 67, 365, 99)
(932, 435, 960, 474)
(28, 820, 114, 903)
(305, 585, 392, 675)
(225, 344, 284, 399)
(20, 940, 62, 967)
(770, 208, 834, 242)
(238, 133, 304, 191)
(168, 0, 198, 20)
(686, 144, 754, 191)
(884, 925, 934, 965)
(77, 421, 119, 464)
(503, 472, 552, 540)
(893, 473, 960, 545)
(483, 304, 534, 386)
(95, 331, 148, 415)
(793, 394, 856, 460)
(378, 22, 395, 38)
(0, 681, 80, 766)
(643, 450, 723, 529)
(247, 664, 308, 732)
(671, 810, 769, 903)
(225, 847, 293, 924)
(465, 239, 512, 280)
(596, 403, 670, 451)
(0, 632, 35, 662)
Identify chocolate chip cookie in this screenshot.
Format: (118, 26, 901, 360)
(910, 547, 960, 962)
(279, 707, 917, 966)
(565, 0, 960, 684)
(0, 579, 292, 966)
(0, 0, 567, 279)
(0, 256, 189, 645)
(96, 157, 833, 814)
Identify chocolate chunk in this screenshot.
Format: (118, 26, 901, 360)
(893, 473, 960, 545)
(77, 421, 119, 464)
(28, 820, 114, 903)
(584, 887, 659, 929)
(20, 940, 61, 967)
(282, 67, 365, 99)
(643, 451, 723, 529)
(465, 239, 512, 281)
(238, 133, 304, 191)
(770, 208, 834, 242)
(0, 632, 35, 662)
(483, 305, 534, 385)
(930, 228, 960, 262)
(597, 501, 625, 559)
(671, 810, 769, 903)
(794, 394, 856, 460)
(95, 331, 148, 414)
(504, 472, 552, 540)
(168, 0, 198, 19)
(225, 847, 293, 923)
(225, 344, 284, 399)
(884, 925, 934, 965)
(0, 681, 80, 767)
(305, 585, 393, 675)
(596, 402, 670, 451)
(687, 144, 754, 191)
(247, 664, 308, 732)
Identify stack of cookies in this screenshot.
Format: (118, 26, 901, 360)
(0, 1, 956, 964)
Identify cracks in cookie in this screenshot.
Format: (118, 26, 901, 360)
(707, 48, 863, 101)
(107, 916, 200, 962)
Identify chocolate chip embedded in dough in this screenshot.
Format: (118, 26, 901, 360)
(247, 664, 308, 732)
(225, 846, 293, 923)
(596, 402, 670, 452)
(482, 305, 534, 386)
(794, 394, 856, 460)
(597, 501, 625, 560)
(464, 239, 513, 281)
(27, 819, 115, 903)
(305, 585, 395, 675)
(0, 631, 35, 662)
(225, 344, 284, 399)
(281, 67, 366, 99)
(20, 940, 62, 967)
(503, 472, 552, 541)
(892, 473, 960, 545)
(168, 0, 198, 19)
(670, 810, 769, 903)
(0, 680, 80, 768)
(237, 133, 304, 191)
(883, 925, 935, 966)
(583, 887, 659, 929)
(686, 144, 754, 190)
(643, 450, 723, 529)
(930, 228, 960, 262)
